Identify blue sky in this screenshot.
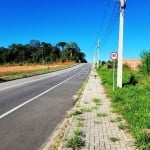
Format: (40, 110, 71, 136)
(0, 0, 150, 62)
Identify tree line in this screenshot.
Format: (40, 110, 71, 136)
(0, 40, 87, 64)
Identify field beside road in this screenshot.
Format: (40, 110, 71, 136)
(0, 61, 75, 82)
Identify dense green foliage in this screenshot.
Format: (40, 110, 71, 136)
(0, 40, 87, 64)
(97, 65, 150, 150)
(140, 50, 150, 75)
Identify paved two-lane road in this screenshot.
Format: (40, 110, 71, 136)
(0, 63, 91, 150)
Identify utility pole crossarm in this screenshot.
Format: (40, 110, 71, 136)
(120, 0, 126, 9)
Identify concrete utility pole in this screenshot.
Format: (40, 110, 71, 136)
(97, 38, 100, 69)
(117, 0, 126, 88)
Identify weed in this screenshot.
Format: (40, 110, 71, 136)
(110, 137, 120, 143)
(69, 110, 82, 117)
(110, 116, 122, 123)
(76, 121, 84, 127)
(65, 129, 85, 149)
(80, 108, 91, 113)
(73, 129, 84, 137)
(97, 112, 107, 117)
(118, 123, 129, 130)
(93, 98, 101, 105)
(65, 135, 85, 150)
(76, 116, 84, 121)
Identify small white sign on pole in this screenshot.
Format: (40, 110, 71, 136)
(110, 52, 118, 60)
(110, 52, 118, 91)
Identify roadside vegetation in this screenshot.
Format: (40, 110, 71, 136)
(0, 40, 87, 81)
(0, 62, 75, 82)
(97, 50, 150, 150)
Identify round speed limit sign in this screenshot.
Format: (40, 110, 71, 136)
(110, 52, 118, 60)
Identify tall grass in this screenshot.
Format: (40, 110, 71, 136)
(0, 64, 75, 81)
(97, 67, 150, 150)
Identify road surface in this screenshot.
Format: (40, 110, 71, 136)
(0, 63, 91, 150)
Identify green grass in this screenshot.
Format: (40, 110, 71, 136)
(91, 106, 98, 110)
(118, 123, 129, 130)
(136, 132, 150, 150)
(75, 116, 85, 121)
(97, 112, 107, 117)
(65, 129, 85, 149)
(76, 121, 84, 127)
(79, 108, 92, 113)
(65, 135, 85, 150)
(73, 129, 84, 137)
(92, 98, 101, 105)
(69, 110, 83, 117)
(97, 66, 150, 149)
(109, 137, 120, 143)
(110, 116, 122, 123)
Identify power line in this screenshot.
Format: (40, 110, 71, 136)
(92, 0, 111, 62)
(93, 0, 120, 62)
(101, 1, 119, 49)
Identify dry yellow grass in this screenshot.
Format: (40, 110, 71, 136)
(0, 61, 75, 73)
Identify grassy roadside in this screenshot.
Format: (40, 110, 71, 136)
(97, 66, 150, 150)
(0, 63, 76, 82)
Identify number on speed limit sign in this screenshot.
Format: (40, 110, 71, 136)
(110, 52, 118, 60)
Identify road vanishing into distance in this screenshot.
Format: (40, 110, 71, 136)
(0, 63, 91, 150)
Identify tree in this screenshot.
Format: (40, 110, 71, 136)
(56, 42, 67, 51)
(0, 40, 87, 64)
(0, 47, 7, 64)
(140, 50, 150, 74)
(30, 40, 41, 48)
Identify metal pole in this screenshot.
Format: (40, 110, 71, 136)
(117, 0, 126, 88)
(113, 60, 115, 91)
(42, 47, 44, 72)
(97, 38, 100, 69)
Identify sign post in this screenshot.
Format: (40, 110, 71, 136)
(110, 52, 118, 91)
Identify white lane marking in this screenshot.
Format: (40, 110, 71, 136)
(0, 73, 77, 120)
(0, 64, 81, 91)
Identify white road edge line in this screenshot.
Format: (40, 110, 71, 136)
(0, 73, 77, 120)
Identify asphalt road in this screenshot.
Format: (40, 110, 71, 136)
(0, 63, 91, 150)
